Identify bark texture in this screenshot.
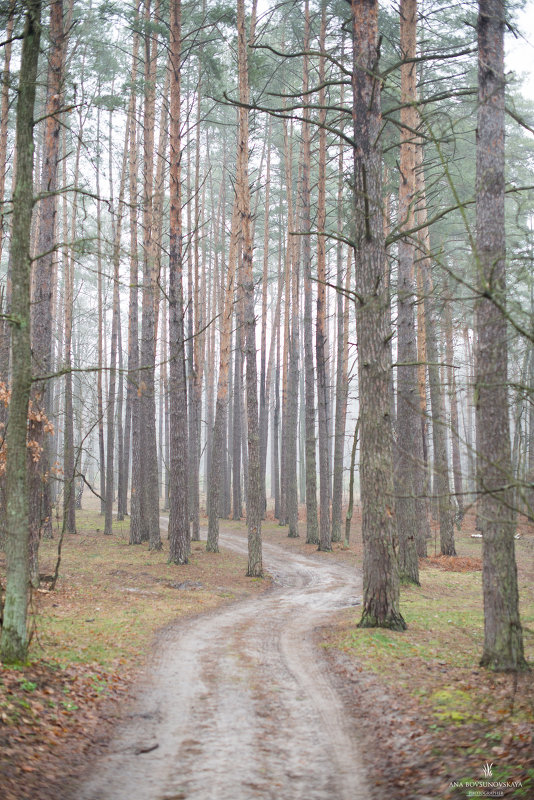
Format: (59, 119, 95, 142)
(316, 0, 331, 552)
(29, 0, 65, 578)
(0, 0, 41, 664)
(168, 0, 190, 565)
(475, 0, 526, 671)
(237, 0, 262, 577)
(395, 0, 422, 584)
(351, 0, 405, 631)
(301, 2, 319, 545)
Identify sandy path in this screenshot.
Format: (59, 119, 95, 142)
(76, 527, 370, 800)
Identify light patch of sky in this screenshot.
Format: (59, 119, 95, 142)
(507, 0, 534, 88)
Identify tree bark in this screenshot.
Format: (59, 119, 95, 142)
(121, 3, 141, 523)
(127, 83, 143, 544)
(168, 0, 190, 564)
(421, 263, 456, 555)
(332, 247, 351, 543)
(29, 0, 65, 580)
(0, 0, 41, 664)
(233, 299, 243, 520)
(444, 280, 464, 522)
(475, 0, 526, 671)
(395, 0, 422, 584)
(207, 201, 239, 551)
(0, 0, 15, 269)
(259, 122, 272, 515)
(237, 0, 262, 577)
(96, 104, 106, 516)
(301, 0, 319, 545)
(351, 0, 405, 631)
(138, 0, 161, 551)
(316, 0, 331, 552)
(104, 110, 129, 536)
(62, 123, 78, 536)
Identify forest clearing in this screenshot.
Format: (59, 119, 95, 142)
(2, 0, 534, 796)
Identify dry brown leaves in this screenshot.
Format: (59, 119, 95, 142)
(421, 554, 483, 572)
(0, 658, 133, 800)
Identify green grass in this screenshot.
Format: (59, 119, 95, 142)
(31, 509, 268, 669)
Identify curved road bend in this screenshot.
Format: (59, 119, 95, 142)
(76, 525, 369, 800)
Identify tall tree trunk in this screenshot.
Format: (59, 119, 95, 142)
(331, 49, 349, 545)
(444, 280, 464, 522)
(62, 221, 75, 535)
(29, 0, 65, 581)
(116, 312, 125, 519)
(233, 301, 243, 520)
(168, 0, 190, 564)
(463, 325, 476, 504)
(104, 112, 128, 536)
(207, 202, 239, 551)
(96, 104, 106, 515)
(351, 0, 405, 631)
(301, 0, 319, 545)
(476, 0, 526, 671)
(273, 310, 281, 518)
(0, 1, 15, 545)
(421, 264, 456, 554)
(63, 125, 78, 536)
(332, 247, 351, 543)
(0, 0, 41, 664)
(279, 183, 290, 526)
(0, 0, 15, 269)
(527, 294, 534, 519)
(394, 0, 422, 584)
(259, 122, 272, 515)
(138, 0, 161, 551)
(416, 254, 429, 555)
(121, 5, 141, 523)
(345, 417, 360, 547)
(316, 0, 331, 552)
(127, 87, 143, 544)
(415, 139, 455, 554)
(285, 118, 300, 539)
(189, 60, 204, 543)
(237, 0, 262, 577)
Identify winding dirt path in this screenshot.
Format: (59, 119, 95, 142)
(76, 527, 370, 800)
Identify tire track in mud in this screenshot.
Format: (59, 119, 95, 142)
(76, 525, 370, 800)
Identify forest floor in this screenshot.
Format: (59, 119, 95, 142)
(0, 503, 533, 799)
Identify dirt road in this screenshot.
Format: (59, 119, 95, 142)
(77, 528, 370, 800)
